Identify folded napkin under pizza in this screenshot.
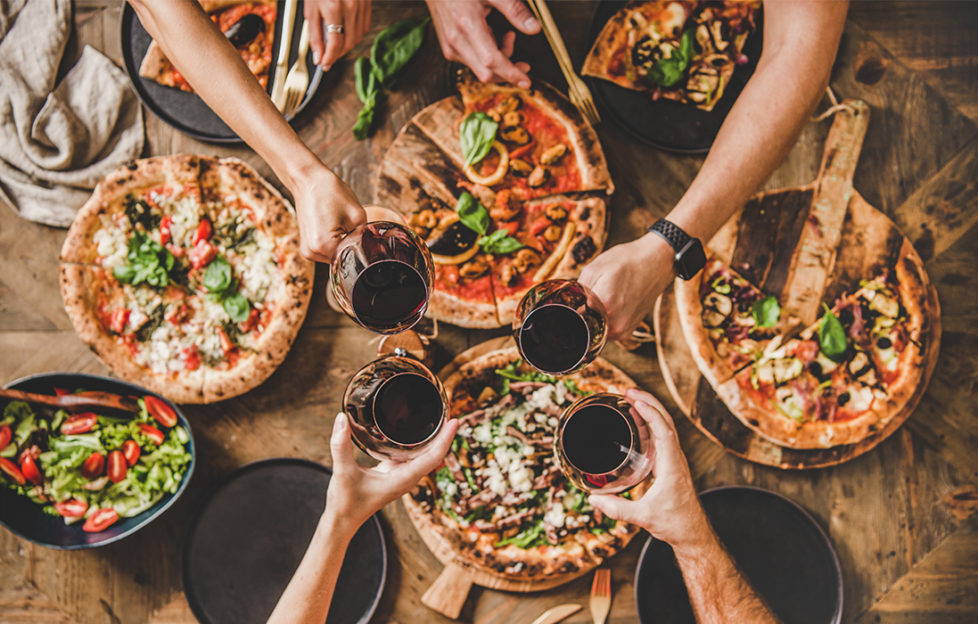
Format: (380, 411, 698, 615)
(0, 0, 143, 227)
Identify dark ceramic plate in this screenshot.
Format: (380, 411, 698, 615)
(635, 486, 843, 624)
(182, 458, 387, 624)
(0, 373, 195, 550)
(120, 2, 322, 144)
(585, 1, 763, 153)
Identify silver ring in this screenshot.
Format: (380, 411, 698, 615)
(325, 24, 344, 34)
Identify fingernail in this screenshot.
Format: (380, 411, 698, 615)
(321, 63, 331, 72)
(335, 412, 347, 429)
(313, 50, 321, 65)
(525, 16, 539, 30)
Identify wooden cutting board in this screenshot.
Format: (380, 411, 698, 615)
(654, 101, 942, 469)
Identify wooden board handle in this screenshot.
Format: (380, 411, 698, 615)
(421, 563, 474, 620)
(815, 99, 870, 193)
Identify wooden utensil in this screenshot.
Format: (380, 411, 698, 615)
(269, 0, 298, 111)
(589, 568, 611, 624)
(0, 388, 140, 413)
(530, 603, 583, 624)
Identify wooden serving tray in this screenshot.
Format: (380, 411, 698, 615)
(654, 101, 942, 469)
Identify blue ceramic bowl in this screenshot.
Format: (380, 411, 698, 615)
(0, 372, 195, 549)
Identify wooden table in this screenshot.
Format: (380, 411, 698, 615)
(2, 2, 977, 622)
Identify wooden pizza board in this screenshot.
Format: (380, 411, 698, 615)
(403, 337, 645, 619)
(654, 101, 942, 469)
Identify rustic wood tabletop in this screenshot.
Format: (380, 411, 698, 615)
(1, 1, 976, 623)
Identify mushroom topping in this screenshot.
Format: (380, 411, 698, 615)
(500, 263, 519, 286)
(510, 159, 533, 176)
(868, 291, 899, 318)
(409, 208, 438, 231)
(500, 125, 530, 145)
(772, 357, 803, 385)
(540, 144, 567, 165)
(687, 65, 720, 103)
(512, 248, 541, 274)
(427, 220, 480, 265)
(527, 165, 549, 188)
(848, 351, 873, 379)
(542, 224, 563, 242)
(709, 20, 729, 51)
(695, 24, 711, 50)
(701, 291, 732, 327)
(486, 110, 501, 123)
(497, 95, 521, 114)
(459, 258, 489, 279)
(545, 204, 568, 221)
(477, 386, 499, 406)
(502, 111, 523, 127)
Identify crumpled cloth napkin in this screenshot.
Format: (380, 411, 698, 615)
(0, 0, 144, 227)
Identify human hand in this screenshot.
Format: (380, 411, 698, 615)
(288, 163, 366, 263)
(425, 0, 540, 88)
(588, 389, 711, 551)
(305, 0, 373, 70)
(324, 413, 459, 534)
(578, 234, 675, 340)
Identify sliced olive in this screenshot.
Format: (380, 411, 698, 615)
(847, 351, 872, 378)
(876, 336, 893, 349)
(225, 14, 265, 48)
(837, 391, 850, 406)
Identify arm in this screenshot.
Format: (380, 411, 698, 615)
(266, 413, 458, 624)
(580, 0, 850, 338)
(127, 0, 365, 262)
(590, 389, 777, 624)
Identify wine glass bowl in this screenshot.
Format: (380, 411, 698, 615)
(329, 220, 434, 335)
(342, 354, 448, 461)
(513, 279, 608, 375)
(555, 393, 654, 494)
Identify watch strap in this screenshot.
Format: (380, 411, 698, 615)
(648, 218, 691, 251)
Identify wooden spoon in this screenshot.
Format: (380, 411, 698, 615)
(0, 388, 140, 413)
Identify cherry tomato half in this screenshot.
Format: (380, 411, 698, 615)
(61, 413, 98, 435)
(54, 499, 88, 518)
(82, 508, 119, 533)
(80, 452, 105, 480)
(0, 458, 26, 485)
(138, 423, 165, 445)
(193, 218, 212, 245)
(122, 440, 141, 467)
(0, 424, 11, 449)
(144, 395, 177, 428)
(19, 455, 43, 486)
(109, 308, 130, 334)
(53, 387, 70, 397)
(107, 451, 127, 484)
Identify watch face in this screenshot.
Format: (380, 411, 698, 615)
(676, 239, 707, 280)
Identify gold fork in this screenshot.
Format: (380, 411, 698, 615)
(281, 19, 311, 117)
(526, 0, 600, 126)
(589, 568, 612, 624)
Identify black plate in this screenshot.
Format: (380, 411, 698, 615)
(121, 3, 322, 144)
(0, 373, 195, 550)
(585, 2, 763, 153)
(634, 486, 843, 624)
(183, 458, 387, 624)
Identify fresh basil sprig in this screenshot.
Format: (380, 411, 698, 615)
(455, 192, 490, 235)
(113, 231, 175, 288)
(460, 112, 499, 167)
(478, 229, 524, 255)
(353, 57, 379, 140)
(202, 257, 251, 323)
(752, 295, 781, 328)
(648, 29, 694, 88)
(819, 304, 848, 362)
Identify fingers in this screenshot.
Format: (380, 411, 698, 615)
(392, 418, 459, 488)
(489, 0, 540, 35)
(321, 0, 347, 68)
(298, 229, 342, 264)
(306, 5, 326, 66)
(625, 390, 686, 473)
(329, 412, 357, 474)
(589, 493, 642, 526)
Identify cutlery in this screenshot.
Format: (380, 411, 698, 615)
(589, 568, 612, 624)
(530, 603, 582, 624)
(282, 19, 311, 117)
(270, 0, 298, 111)
(0, 388, 140, 413)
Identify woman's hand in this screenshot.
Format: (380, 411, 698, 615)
(287, 162, 366, 263)
(578, 234, 675, 340)
(305, 0, 373, 70)
(324, 413, 459, 534)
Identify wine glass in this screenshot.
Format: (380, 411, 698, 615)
(330, 220, 434, 335)
(512, 279, 608, 375)
(342, 353, 448, 461)
(554, 393, 654, 494)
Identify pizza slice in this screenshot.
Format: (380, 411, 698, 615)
(139, 0, 276, 93)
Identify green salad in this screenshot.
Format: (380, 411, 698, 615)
(0, 393, 191, 533)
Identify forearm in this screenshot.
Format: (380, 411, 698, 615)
(127, 0, 321, 188)
(266, 511, 361, 624)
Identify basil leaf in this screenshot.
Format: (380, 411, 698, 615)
(459, 112, 499, 167)
(203, 257, 233, 293)
(352, 91, 377, 141)
(354, 56, 378, 104)
(222, 292, 251, 323)
(455, 191, 490, 235)
(648, 29, 694, 88)
(479, 229, 524, 255)
(819, 304, 848, 362)
(751, 296, 781, 328)
(118, 231, 175, 288)
(370, 17, 430, 88)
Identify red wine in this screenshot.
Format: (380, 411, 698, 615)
(351, 259, 427, 332)
(560, 404, 632, 475)
(518, 304, 590, 374)
(372, 372, 443, 445)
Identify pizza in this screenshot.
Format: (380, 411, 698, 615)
(582, 0, 760, 111)
(676, 254, 929, 448)
(377, 72, 613, 328)
(404, 346, 645, 580)
(60, 155, 313, 404)
(139, 0, 276, 93)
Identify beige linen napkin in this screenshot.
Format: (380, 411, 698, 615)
(0, 0, 144, 227)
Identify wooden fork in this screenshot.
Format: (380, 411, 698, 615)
(282, 19, 311, 117)
(590, 568, 612, 624)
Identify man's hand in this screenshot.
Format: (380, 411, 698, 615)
(578, 234, 675, 340)
(287, 163, 366, 263)
(589, 389, 711, 550)
(425, 0, 539, 88)
(306, 0, 373, 69)
(324, 413, 459, 534)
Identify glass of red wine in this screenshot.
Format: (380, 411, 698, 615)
(342, 353, 448, 461)
(512, 279, 608, 375)
(555, 393, 654, 494)
(330, 220, 434, 334)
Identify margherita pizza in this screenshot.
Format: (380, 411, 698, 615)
(377, 72, 613, 328)
(139, 1, 276, 92)
(60, 155, 313, 404)
(404, 346, 644, 580)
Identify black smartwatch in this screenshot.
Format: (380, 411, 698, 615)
(647, 219, 706, 280)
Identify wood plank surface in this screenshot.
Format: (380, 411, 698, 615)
(0, 1, 976, 623)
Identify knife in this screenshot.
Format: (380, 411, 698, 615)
(529, 603, 582, 624)
(269, 0, 298, 111)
